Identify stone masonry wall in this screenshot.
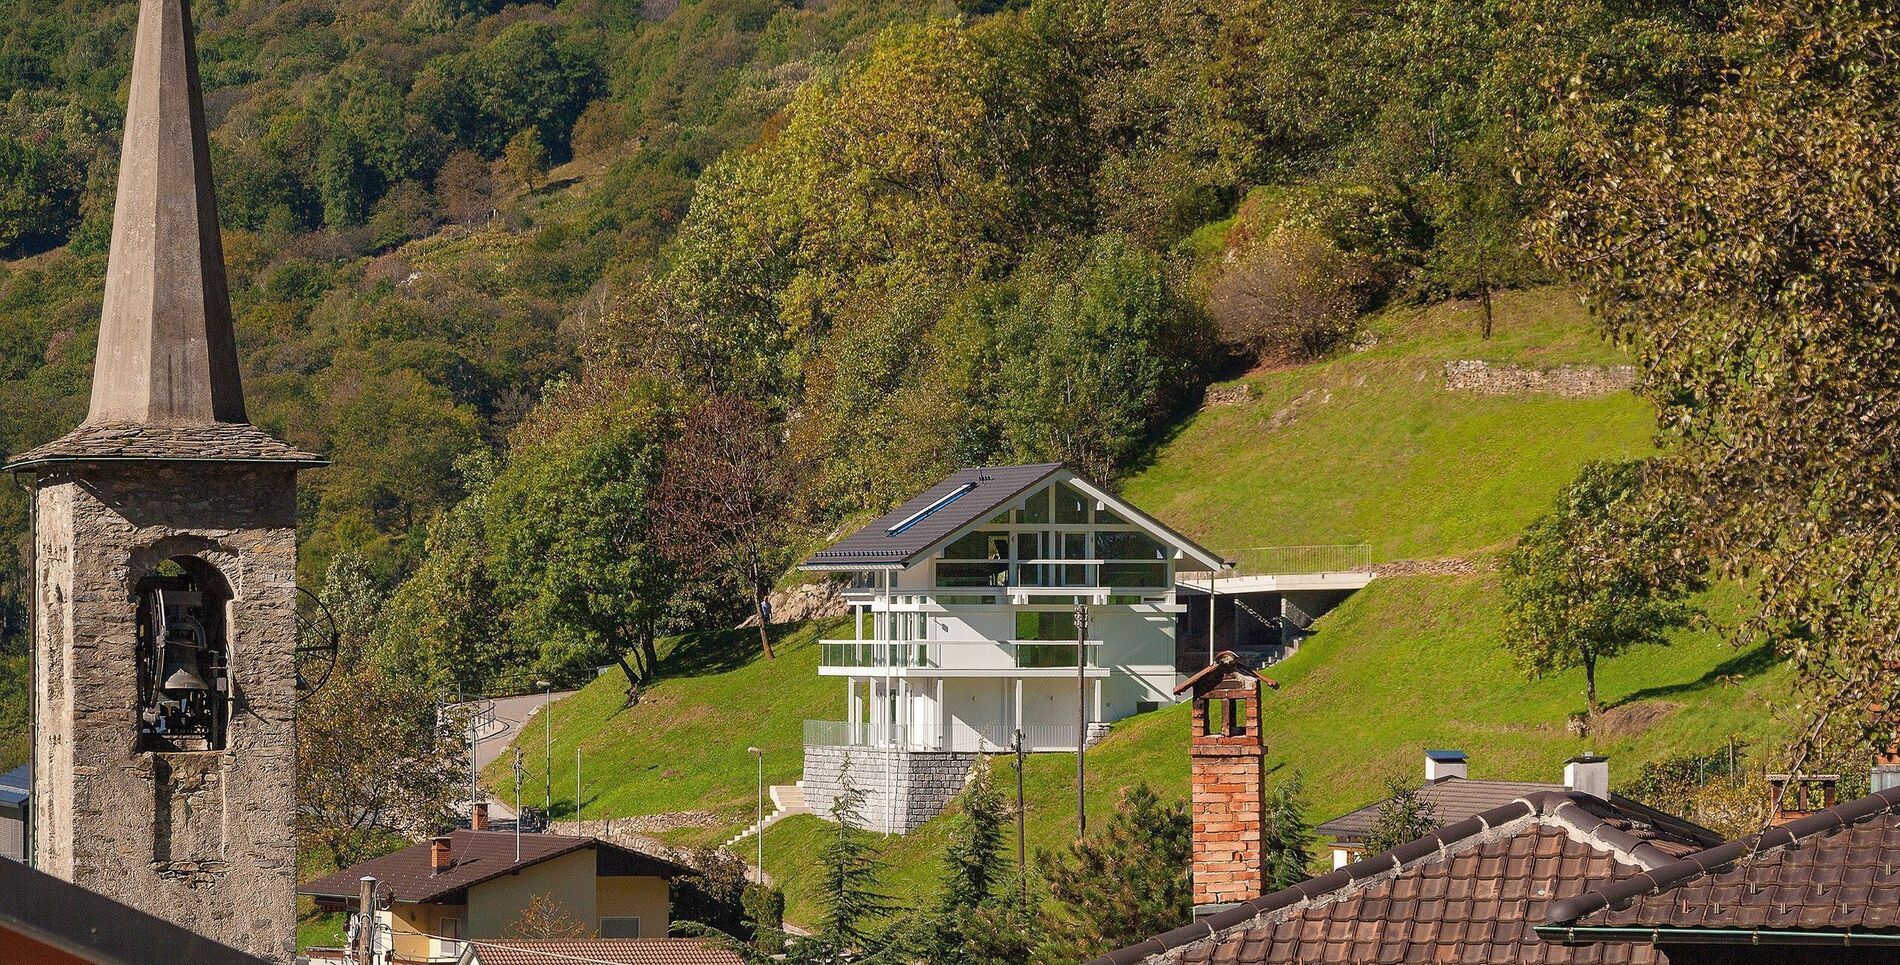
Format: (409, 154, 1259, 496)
(1443, 360, 1636, 397)
(34, 463, 300, 963)
(803, 745, 978, 835)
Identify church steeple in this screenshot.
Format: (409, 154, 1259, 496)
(90, 0, 245, 426)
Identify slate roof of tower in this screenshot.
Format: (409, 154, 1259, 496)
(1091, 791, 1721, 965)
(1544, 785, 1900, 937)
(6, 422, 325, 470)
(298, 831, 693, 906)
(801, 462, 1223, 570)
(0, 764, 26, 808)
(3, 0, 323, 472)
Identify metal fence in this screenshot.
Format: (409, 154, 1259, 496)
(804, 719, 1084, 752)
(819, 640, 1103, 671)
(1220, 544, 1372, 577)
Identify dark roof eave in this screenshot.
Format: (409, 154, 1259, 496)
(1535, 924, 1900, 947)
(6, 453, 330, 472)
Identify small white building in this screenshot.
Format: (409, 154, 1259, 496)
(798, 462, 1226, 832)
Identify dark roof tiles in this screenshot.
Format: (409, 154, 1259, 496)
(1549, 787, 1900, 935)
(1092, 792, 1715, 965)
(297, 831, 690, 905)
(465, 939, 745, 965)
(6, 421, 326, 469)
(801, 462, 1222, 571)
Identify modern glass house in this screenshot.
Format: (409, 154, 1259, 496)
(801, 463, 1226, 758)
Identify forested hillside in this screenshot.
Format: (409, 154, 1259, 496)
(0, 0, 1762, 832)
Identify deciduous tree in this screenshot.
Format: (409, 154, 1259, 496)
(1502, 459, 1704, 718)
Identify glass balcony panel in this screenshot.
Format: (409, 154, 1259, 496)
(937, 561, 1008, 587)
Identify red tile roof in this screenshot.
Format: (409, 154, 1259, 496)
(1545, 786, 1900, 937)
(1092, 791, 1717, 964)
(462, 939, 744, 965)
(298, 831, 692, 905)
(1316, 777, 1567, 843)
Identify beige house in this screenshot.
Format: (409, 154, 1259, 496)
(301, 832, 690, 963)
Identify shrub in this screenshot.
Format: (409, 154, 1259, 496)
(1208, 226, 1373, 363)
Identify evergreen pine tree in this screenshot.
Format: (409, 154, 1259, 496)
(1363, 775, 1440, 855)
(1262, 772, 1314, 890)
(796, 764, 893, 963)
(920, 763, 1009, 963)
(1035, 783, 1192, 961)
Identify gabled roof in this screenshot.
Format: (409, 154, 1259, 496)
(0, 856, 265, 964)
(297, 832, 692, 905)
(801, 462, 1224, 571)
(0, 764, 26, 808)
(1092, 791, 1718, 965)
(459, 939, 745, 965)
(1315, 778, 1720, 852)
(1543, 785, 1900, 942)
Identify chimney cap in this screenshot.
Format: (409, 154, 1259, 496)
(1425, 749, 1467, 762)
(1566, 752, 1609, 765)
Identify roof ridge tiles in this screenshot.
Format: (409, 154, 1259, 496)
(1543, 785, 1900, 928)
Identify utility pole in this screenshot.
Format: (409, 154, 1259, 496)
(538, 679, 553, 829)
(356, 876, 377, 965)
(514, 748, 523, 862)
(1014, 728, 1027, 907)
(1075, 601, 1089, 840)
(464, 690, 477, 824)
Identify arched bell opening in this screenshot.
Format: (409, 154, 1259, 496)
(134, 556, 233, 752)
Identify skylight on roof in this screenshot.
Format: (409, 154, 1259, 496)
(887, 482, 977, 537)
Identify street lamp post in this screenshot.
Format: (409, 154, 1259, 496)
(1075, 601, 1089, 840)
(536, 679, 552, 830)
(747, 747, 765, 884)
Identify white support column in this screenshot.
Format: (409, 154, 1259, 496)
(936, 677, 947, 750)
(1093, 678, 1103, 724)
(898, 677, 911, 749)
(1014, 678, 1025, 746)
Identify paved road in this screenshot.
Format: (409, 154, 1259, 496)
(451, 689, 577, 821)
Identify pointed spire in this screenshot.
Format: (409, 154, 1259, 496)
(88, 0, 245, 426)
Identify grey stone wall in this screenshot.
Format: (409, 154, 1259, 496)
(33, 463, 299, 963)
(1442, 360, 1635, 397)
(803, 745, 978, 835)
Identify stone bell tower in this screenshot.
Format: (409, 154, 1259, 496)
(3, 0, 322, 960)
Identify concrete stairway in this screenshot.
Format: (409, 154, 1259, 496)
(725, 783, 809, 849)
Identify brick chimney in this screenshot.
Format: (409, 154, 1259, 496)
(1767, 774, 1838, 825)
(1176, 651, 1278, 915)
(430, 836, 453, 874)
(472, 801, 489, 831)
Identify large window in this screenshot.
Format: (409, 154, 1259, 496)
(1098, 531, 1168, 587)
(1020, 486, 1051, 523)
(1055, 482, 1091, 523)
(939, 529, 1009, 586)
(1016, 611, 1080, 641)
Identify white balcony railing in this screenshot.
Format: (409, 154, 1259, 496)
(1219, 544, 1373, 578)
(819, 640, 1103, 671)
(805, 719, 1084, 752)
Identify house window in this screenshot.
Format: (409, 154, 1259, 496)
(439, 917, 463, 956)
(1020, 487, 1051, 523)
(601, 916, 642, 938)
(1054, 483, 1091, 523)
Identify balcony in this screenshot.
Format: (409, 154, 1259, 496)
(805, 719, 1086, 752)
(818, 639, 1106, 676)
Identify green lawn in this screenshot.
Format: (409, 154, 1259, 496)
(756, 573, 1792, 924)
(482, 619, 848, 849)
(488, 285, 1792, 927)
(1123, 287, 1654, 562)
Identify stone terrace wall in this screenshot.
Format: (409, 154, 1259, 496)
(803, 745, 977, 835)
(1443, 360, 1635, 397)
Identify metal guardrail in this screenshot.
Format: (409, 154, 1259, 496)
(819, 640, 1103, 671)
(1219, 544, 1372, 577)
(804, 720, 1084, 752)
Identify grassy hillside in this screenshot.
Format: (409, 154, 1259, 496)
(757, 573, 1789, 923)
(1125, 287, 1654, 561)
(488, 286, 1793, 926)
(482, 619, 847, 848)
